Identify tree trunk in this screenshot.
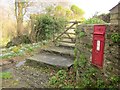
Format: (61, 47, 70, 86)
(17, 2, 23, 36)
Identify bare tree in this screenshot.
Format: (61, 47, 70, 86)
(15, 0, 33, 36)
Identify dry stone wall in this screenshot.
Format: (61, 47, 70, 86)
(75, 24, 119, 79)
(105, 24, 119, 76)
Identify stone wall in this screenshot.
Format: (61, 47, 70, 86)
(95, 13, 110, 23)
(105, 24, 119, 76)
(75, 24, 93, 65)
(110, 3, 120, 24)
(75, 24, 119, 84)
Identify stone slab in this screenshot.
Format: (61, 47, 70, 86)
(58, 42, 75, 48)
(59, 38, 73, 43)
(41, 46, 74, 58)
(26, 52, 74, 68)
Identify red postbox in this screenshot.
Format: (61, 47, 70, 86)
(92, 25, 106, 68)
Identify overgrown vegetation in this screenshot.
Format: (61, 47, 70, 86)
(31, 14, 67, 42)
(73, 51, 120, 88)
(49, 70, 67, 87)
(73, 24, 120, 88)
(49, 69, 75, 88)
(29, 4, 85, 42)
(49, 63, 120, 88)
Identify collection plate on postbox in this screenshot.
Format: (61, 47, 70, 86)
(92, 25, 106, 68)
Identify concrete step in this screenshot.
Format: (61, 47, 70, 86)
(41, 46, 74, 58)
(26, 52, 74, 68)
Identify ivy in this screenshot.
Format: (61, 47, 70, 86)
(49, 70, 67, 88)
(109, 75, 120, 87)
(111, 33, 120, 43)
(79, 31, 85, 38)
(73, 59, 78, 71)
(96, 78, 105, 88)
(78, 54, 87, 67)
(74, 47, 77, 57)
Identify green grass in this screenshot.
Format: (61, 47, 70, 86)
(0, 72, 13, 79)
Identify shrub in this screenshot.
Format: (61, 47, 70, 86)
(83, 17, 106, 24)
(31, 14, 67, 42)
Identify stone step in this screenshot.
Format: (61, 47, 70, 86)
(62, 36, 76, 39)
(55, 33, 76, 38)
(26, 52, 74, 68)
(65, 32, 75, 35)
(58, 42, 75, 49)
(41, 46, 74, 58)
(58, 38, 75, 43)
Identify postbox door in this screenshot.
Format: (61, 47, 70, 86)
(92, 35, 105, 67)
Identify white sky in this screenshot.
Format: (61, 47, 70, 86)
(0, 0, 120, 19)
(69, 0, 120, 18)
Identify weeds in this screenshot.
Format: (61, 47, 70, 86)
(49, 69, 75, 88)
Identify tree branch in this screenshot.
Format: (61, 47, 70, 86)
(23, 2, 29, 16)
(15, 0, 18, 19)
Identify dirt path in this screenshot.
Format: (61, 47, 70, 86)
(2, 63, 52, 88)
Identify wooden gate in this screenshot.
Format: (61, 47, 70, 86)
(52, 21, 81, 44)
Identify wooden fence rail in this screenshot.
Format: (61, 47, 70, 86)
(53, 21, 81, 42)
